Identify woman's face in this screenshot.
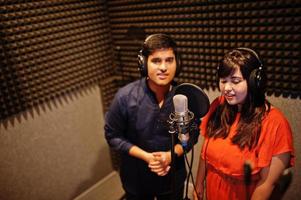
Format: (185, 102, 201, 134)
(219, 67, 248, 109)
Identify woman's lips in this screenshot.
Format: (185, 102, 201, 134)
(225, 94, 234, 100)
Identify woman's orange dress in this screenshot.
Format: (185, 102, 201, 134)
(200, 96, 294, 200)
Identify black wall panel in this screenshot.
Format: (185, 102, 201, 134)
(107, 0, 301, 99)
(1, 0, 301, 122)
(0, 0, 115, 121)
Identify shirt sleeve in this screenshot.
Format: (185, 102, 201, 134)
(104, 90, 134, 154)
(256, 109, 295, 168)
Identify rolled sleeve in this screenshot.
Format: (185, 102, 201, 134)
(104, 91, 134, 153)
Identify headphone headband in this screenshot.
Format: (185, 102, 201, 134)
(144, 33, 163, 44)
(236, 47, 263, 69)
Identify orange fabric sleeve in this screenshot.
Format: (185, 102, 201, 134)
(255, 108, 295, 169)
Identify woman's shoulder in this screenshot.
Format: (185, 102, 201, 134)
(203, 96, 222, 118)
(201, 96, 224, 128)
(265, 106, 289, 123)
(262, 106, 292, 134)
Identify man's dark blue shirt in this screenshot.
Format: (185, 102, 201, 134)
(104, 78, 199, 195)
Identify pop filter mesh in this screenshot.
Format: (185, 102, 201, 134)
(175, 83, 210, 120)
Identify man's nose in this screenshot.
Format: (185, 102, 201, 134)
(158, 62, 167, 71)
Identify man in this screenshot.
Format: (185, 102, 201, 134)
(104, 33, 199, 200)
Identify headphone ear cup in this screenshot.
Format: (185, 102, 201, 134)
(249, 68, 266, 92)
(249, 69, 260, 93)
(137, 51, 147, 77)
(249, 68, 267, 106)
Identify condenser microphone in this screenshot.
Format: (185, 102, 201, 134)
(175, 83, 210, 120)
(171, 94, 194, 147)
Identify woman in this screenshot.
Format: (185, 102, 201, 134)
(194, 48, 294, 200)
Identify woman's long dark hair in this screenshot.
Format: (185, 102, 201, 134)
(207, 48, 270, 150)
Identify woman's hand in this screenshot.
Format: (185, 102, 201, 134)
(193, 183, 204, 200)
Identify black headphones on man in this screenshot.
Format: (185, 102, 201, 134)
(137, 33, 182, 77)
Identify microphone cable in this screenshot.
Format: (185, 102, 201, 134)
(183, 146, 198, 200)
(243, 162, 252, 200)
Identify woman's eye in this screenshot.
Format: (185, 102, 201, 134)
(232, 79, 242, 84)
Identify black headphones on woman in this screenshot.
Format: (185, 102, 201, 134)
(137, 33, 182, 77)
(216, 47, 266, 105)
(236, 47, 266, 95)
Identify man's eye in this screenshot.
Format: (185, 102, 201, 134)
(166, 58, 174, 63)
(151, 59, 161, 64)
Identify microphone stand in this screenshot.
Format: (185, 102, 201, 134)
(168, 109, 195, 200)
(168, 120, 177, 200)
(244, 162, 252, 200)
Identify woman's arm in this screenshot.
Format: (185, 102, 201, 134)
(251, 152, 291, 200)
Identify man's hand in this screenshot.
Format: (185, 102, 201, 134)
(148, 151, 171, 176)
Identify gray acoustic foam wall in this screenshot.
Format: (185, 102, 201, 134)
(0, 1, 117, 200)
(0, 0, 115, 122)
(107, 0, 301, 98)
(0, 86, 113, 200)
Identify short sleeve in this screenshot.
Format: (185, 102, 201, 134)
(256, 109, 295, 168)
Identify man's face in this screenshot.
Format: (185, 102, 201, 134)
(147, 48, 177, 87)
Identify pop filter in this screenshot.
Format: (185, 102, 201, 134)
(175, 83, 210, 120)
